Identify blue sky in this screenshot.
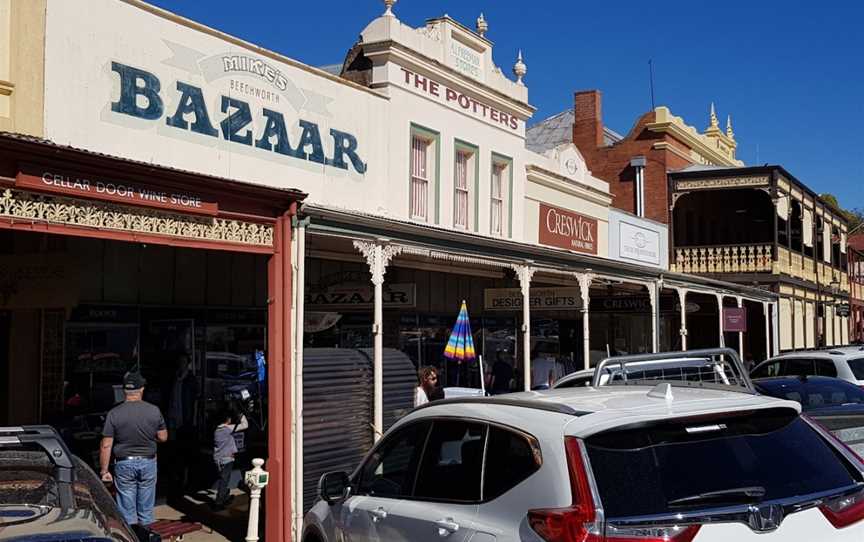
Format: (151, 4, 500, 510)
(150, 0, 863, 209)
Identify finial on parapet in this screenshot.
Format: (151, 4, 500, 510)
(513, 50, 527, 85)
(476, 13, 488, 37)
(383, 0, 396, 17)
(726, 114, 735, 139)
(709, 102, 719, 129)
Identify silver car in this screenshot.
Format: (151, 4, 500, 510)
(751, 346, 864, 387)
(303, 349, 864, 542)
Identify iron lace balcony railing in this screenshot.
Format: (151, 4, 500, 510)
(673, 244, 772, 274)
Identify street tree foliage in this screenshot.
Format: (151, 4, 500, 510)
(820, 193, 863, 232)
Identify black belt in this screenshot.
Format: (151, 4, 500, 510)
(116, 455, 156, 461)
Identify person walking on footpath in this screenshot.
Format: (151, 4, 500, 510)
(414, 365, 439, 407)
(212, 406, 249, 510)
(99, 371, 167, 527)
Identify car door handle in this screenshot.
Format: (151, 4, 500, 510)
(370, 506, 388, 522)
(435, 518, 460, 536)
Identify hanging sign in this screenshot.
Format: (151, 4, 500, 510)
(723, 307, 748, 332)
(484, 287, 581, 311)
(306, 283, 416, 309)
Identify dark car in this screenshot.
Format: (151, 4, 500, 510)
(0, 426, 139, 542)
(754, 376, 864, 457)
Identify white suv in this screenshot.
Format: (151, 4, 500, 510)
(303, 349, 864, 542)
(751, 347, 864, 387)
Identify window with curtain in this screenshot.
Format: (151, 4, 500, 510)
(411, 135, 430, 221)
(491, 163, 506, 236)
(454, 150, 470, 229)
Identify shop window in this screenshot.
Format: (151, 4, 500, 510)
(490, 154, 512, 237)
(410, 125, 439, 223)
(453, 141, 477, 231)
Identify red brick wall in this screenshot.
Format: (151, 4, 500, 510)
(572, 90, 701, 225)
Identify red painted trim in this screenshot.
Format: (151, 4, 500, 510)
(0, 218, 275, 254)
(265, 202, 297, 542)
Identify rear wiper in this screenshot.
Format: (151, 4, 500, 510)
(668, 486, 766, 508)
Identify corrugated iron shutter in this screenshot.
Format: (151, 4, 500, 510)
(302, 348, 372, 513)
(360, 348, 417, 432)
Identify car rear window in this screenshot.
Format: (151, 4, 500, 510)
(848, 357, 864, 380)
(585, 408, 858, 518)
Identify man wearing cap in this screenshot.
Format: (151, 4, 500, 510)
(99, 371, 168, 527)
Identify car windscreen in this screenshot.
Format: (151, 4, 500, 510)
(585, 408, 858, 518)
(756, 379, 864, 409)
(848, 357, 864, 380)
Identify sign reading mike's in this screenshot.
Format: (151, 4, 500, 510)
(538, 203, 598, 255)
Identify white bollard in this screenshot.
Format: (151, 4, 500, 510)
(244, 458, 269, 542)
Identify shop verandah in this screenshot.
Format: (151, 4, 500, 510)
(293, 205, 778, 530)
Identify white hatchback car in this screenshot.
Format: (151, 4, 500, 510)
(751, 347, 864, 387)
(303, 349, 864, 542)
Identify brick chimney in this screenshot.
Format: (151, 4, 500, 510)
(573, 90, 604, 150)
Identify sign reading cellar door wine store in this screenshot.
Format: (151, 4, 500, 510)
(16, 166, 218, 216)
(538, 203, 598, 255)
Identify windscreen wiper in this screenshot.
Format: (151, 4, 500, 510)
(668, 486, 766, 508)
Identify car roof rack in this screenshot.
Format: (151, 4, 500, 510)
(592, 347, 757, 394)
(415, 396, 588, 416)
(0, 426, 76, 509)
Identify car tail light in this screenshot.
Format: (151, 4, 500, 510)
(802, 414, 864, 528)
(820, 487, 864, 529)
(527, 437, 701, 542)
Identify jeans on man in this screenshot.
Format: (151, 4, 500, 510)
(215, 459, 234, 506)
(114, 457, 157, 525)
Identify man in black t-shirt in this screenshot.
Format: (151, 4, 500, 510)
(99, 371, 167, 527)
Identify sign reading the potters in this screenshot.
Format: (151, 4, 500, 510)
(16, 167, 218, 216)
(538, 203, 598, 255)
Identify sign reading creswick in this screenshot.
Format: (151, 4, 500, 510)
(109, 61, 367, 174)
(16, 167, 218, 216)
(675, 175, 770, 191)
(538, 203, 598, 255)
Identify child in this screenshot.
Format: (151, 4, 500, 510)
(212, 406, 248, 510)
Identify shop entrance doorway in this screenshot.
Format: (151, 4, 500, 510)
(0, 230, 270, 540)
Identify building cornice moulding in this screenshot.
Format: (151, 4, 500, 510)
(525, 165, 613, 207)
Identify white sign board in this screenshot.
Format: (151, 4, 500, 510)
(619, 221, 661, 266)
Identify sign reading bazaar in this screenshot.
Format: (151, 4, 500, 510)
(109, 62, 367, 174)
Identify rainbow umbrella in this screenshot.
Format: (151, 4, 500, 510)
(444, 300, 476, 365)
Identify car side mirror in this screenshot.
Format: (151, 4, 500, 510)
(319, 471, 351, 505)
